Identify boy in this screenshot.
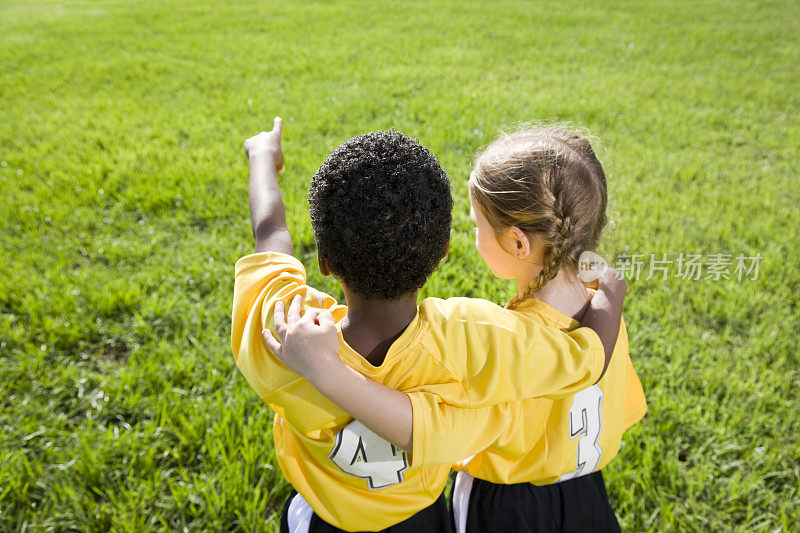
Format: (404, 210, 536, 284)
(232, 118, 625, 532)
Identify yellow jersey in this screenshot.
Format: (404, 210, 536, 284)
(412, 296, 646, 485)
(231, 252, 606, 531)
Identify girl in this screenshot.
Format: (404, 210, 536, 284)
(266, 126, 646, 532)
(447, 126, 647, 532)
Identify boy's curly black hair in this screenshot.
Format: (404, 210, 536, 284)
(308, 131, 452, 300)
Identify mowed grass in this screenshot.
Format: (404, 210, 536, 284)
(1, 0, 799, 530)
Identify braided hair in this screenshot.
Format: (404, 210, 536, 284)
(469, 126, 608, 310)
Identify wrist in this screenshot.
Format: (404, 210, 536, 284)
(249, 150, 279, 165)
(306, 356, 350, 393)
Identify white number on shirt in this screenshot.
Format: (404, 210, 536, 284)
(558, 385, 604, 482)
(329, 420, 409, 490)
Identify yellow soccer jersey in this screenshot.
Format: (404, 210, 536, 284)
(231, 252, 606, 531)
(413, 296, 647, 486)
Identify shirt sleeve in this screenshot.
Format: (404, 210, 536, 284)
(407, 392, 514, 468)
(419, 298, 605, 409)
(231, 252, 340, 403)
(466, 320, 605, 405)
(620, 323, 648, 431)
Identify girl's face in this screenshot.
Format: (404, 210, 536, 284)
(468, 192, 519, 280)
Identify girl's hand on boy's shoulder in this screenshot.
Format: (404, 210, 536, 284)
(262, 294, 341, 384)
(243, 116, 285, 172)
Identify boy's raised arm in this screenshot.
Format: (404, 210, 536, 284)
(244, 117, 294, 255)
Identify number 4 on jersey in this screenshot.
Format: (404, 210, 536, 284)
(329, 420, 409, 490)
(559, 385, 604, 482)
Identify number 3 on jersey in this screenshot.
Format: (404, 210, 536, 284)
(329, 420, 409, 490)
(559, 385, 604, 482)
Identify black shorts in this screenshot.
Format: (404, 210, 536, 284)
(452, 471, 621, 533)
(279, 489, 453, 533)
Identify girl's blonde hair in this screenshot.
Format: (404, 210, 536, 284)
(469, 126, 608, 310)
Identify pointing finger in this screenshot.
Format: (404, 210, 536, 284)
(272, 116, 282, 136)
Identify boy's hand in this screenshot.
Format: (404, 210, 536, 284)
(598, 266, 627, 299)
(580, 265, 627, 380)
(262, 294, 341, 383)
(243, 116, 285, 173)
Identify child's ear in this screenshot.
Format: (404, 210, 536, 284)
(318, 252, 332, 276)
(510, 226, 531, 259)
(442, 242, 450, 259)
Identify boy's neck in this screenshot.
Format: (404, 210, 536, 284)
(340, 288, 419, 367)
(534, 268, 592, 322)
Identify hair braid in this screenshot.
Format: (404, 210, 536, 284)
(506, 214, 573, 310)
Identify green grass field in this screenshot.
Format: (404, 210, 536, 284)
(2, 0, 799, 530)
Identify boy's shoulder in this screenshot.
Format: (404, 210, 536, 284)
(234, 251, 304, 276)
(418, 296, 519, 328)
